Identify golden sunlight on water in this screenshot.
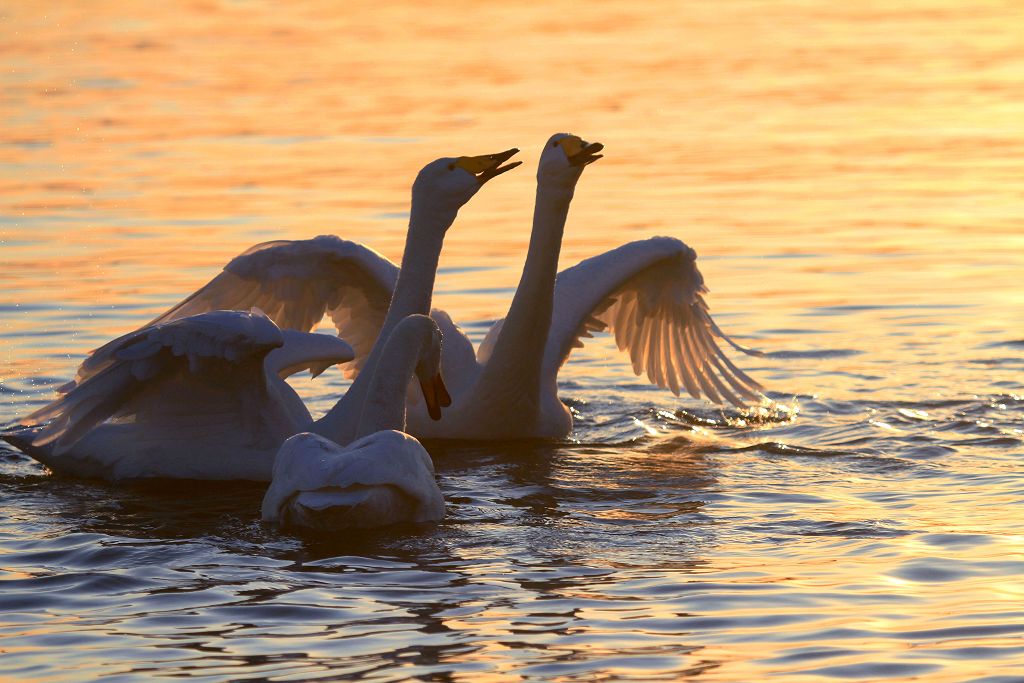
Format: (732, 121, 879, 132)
(2, 1, 1024, 681)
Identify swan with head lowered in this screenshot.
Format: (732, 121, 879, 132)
(2, 148, 521, 476)
(262, 314, 446, 531)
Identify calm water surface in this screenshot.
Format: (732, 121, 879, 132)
(2, 1, 1024, 680)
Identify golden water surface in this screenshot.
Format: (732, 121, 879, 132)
(2, 1, 1024, 681)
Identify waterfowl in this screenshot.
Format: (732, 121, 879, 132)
(5, 149, 521, 473)
(262, 315, 446, 530)
(407, 134, 764, 439)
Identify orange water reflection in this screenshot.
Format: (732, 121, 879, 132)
(3, 1, 1024, 680)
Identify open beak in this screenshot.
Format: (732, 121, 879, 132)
(568, 141, 604, 166)
(419, 373, 452, 421)
(453, 148, 522, 184)
(557, 135, 604, 166)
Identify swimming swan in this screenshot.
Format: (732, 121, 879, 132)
(70, 147, 519, 447)
(407, 133, 764, 439)
(261, 314, 446, 531)
(4, 149, 520, 473)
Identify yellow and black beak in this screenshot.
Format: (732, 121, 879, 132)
(419, 373, 453, 421)
(452, 148, 522, 184)
(557, 136, 604, 166)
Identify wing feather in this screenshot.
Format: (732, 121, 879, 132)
(22, 310, 284, 453)
(77, 235, 398, 386)
(542, 237, 764, 407)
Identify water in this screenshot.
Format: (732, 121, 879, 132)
(3, 1, 1024, 680)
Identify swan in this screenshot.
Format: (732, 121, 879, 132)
(261, 314, 446, 531)
(406, 133, 765, 439)
(3, 148, 520, 475)
(3, 309, 355, 480)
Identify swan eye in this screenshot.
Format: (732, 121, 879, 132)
(552, 141, 559, 148)
(447, 163, 455, 171)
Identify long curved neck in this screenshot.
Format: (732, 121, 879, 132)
(354, 321, 425, 438)
(381, 209, 447, 341)
(476, 182, 574, 401)
(315, 199, 453, 444)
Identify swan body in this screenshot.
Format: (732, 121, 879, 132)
(4, 310, 354, 481)
(262, 315, 447, 531)
(409, 236, 764, 439)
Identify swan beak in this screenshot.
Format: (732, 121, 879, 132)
(419, 374, 452, 421)
(563, 138, 604, 167)
(454, 148, 522, 184)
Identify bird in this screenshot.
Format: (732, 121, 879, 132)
(3, 309, 355, 480)
(406, 133, 765, 439)
(3, 148, 521, 475)
(261, 314, 446, 531)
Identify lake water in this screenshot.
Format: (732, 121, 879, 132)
(3, 1, 1024, 680)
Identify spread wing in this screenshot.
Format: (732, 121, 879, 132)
(22, 310, 285, 453)
(77, 235, 398, 386)
(542, 237, 764, 407)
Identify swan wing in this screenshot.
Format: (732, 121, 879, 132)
(22, 310, 285, 453)
(77, 236, 398, 386)
(542, 237, 764, 407)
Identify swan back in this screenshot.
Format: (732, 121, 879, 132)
(262, 431, 444, 530)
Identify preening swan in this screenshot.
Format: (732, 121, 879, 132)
(262, 315, 446, 531)
(4, 310, 354, 481)
(4, 149, 519, 477)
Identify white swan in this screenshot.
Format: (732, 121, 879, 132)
(4, 149, 520, 476)
(4, 309, 354, 480)
(261, 315, 446, 531)
(407, 133, 764, 439)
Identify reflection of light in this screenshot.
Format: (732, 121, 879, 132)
(631, 416, 660, 436)
(868, 419, 900, 432)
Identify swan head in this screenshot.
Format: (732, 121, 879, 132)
(537, 133, 604, 189)
(411, 148, 521, 220)
(413, 315, 452, 421)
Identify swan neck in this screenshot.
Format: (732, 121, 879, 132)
(314, 200, 451, 444)
(504, 183, 572, 333)
(476, 182, 574, 399)
(383, 202, 449, 334)
(354, 320, 426, 438)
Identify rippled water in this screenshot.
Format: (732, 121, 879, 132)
(3, 1, 1024, 680)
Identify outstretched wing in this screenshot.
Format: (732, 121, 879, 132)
(542, 237, 764, 407)
(77, 235, 398, 386)
(22, 310, 285, 453)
